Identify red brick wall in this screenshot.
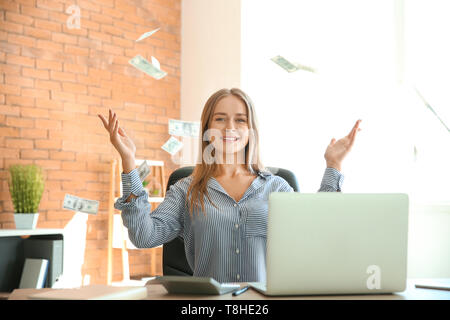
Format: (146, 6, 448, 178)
(0, 0, 181, 284)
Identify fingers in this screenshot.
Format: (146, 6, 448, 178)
(107, 109, 118, 131)
(113, 118, 119, 136)
(348, 119, 360, 136)
(348, 119, 362, 140)
(111, 113, 117, 132)
(348, 119, 362, 147)
(99, 112, 115, 134)
(99, 109, 122, 137)
(98, 114, 108, 129)
(353, 120, 362, 138)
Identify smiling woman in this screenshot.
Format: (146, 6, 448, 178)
(208, 99, 251, 163)
(187, 88, 264, 215)
(201, 89, 260, 166)
(100, 86, 360, 283)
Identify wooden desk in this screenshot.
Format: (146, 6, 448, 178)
(7, 279, 450, 300)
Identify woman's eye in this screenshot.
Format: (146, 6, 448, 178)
(236, 119, 247, 123)
(215, 118, 225, 121)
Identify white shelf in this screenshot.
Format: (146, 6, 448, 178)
(0, 228, 64, 238)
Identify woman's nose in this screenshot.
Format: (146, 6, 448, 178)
(225, 119, 235, 130)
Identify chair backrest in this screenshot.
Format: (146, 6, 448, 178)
(162, 166, 299, 276)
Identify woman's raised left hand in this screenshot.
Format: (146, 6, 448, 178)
(324, 119, 362, 172)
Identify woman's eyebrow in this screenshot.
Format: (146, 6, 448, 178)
(213, 112, 247, 117)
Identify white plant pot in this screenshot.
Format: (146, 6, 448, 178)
(14, 213, 39, 229)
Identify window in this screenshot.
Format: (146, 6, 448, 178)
(241, 0, 449, 204)
(403, 0, 450, 204)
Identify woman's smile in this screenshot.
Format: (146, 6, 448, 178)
(222, 136, 240, 142)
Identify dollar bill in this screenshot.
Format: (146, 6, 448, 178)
(168, 119, 200, 137)
(271, 55, 316, 73)
(414, 87, 450, 132)
(136, 27, 160, 42)
(161, 136, 183, 155)
(293, 62, 316, 73)
(137, 161, 151, 182)
(129, 54, 167, 80)
(151, 56, 160, 70)
(63, 194, 99, 215)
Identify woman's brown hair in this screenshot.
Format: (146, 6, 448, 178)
(186, 88, 264, 216)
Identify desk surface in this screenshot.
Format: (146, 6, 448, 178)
(7, 279, 450, 300)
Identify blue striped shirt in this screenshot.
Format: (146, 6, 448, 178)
(114, 167, 344, 283)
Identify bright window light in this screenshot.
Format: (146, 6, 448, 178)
(241, 0, 450, 205)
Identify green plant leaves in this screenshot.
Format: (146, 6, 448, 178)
(8, 164, 45, 214)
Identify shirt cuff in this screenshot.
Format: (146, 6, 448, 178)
(121, 169, 144, 198)
(321, 167, 344, 191)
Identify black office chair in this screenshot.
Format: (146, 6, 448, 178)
(162, 166, 300, 276)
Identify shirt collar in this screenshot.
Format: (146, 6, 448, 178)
(207, 170, 272, 202)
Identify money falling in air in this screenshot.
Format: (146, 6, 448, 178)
(136, 27, 160, 42)
(168, 119, 200, 137)
(271, 55, 316, 73)
(137, 161, 151, 182)
(161, 136, 183, 155)
(129, 54, 167, 80)
(63, 194, 99, 215)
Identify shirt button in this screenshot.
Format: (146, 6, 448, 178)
(236, 274, 240, 280)
(233, 203, 237, 207)
(235, 224, 239, 229)
(236, 248, 240, 254)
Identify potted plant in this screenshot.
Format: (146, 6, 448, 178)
(8, 164, 45, 229)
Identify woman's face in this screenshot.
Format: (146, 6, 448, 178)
(207, 95, 250, 160)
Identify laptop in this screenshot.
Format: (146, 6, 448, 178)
(249, 193, 409, 296)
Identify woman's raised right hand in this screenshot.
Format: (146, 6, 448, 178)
(98, 109, 136, 162)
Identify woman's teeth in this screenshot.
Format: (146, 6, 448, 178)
(223, 137, 239, 141)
